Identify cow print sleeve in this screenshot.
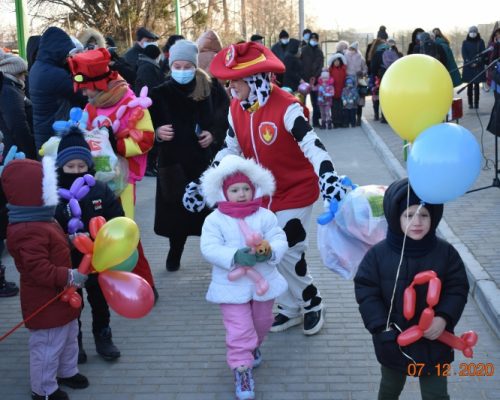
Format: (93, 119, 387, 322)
(284, 103, 346, 202)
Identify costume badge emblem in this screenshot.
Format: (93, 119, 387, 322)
(225, 45, 236, 67)
(258, 122, 278, 145)
(92, 199, 103, 210)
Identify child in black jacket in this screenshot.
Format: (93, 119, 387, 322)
(354, 178, 469, 400)
(54, 127, 124, 363)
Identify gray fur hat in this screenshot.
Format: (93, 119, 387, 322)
(169, 39, 199, 68)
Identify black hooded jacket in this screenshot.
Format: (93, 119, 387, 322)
(29, 27, 87, 150)
(354, 179, 469, 375)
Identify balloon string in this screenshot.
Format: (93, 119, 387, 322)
(0, 289, 69, 342)
(385, 183, 424, 331)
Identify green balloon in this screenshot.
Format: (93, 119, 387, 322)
(109, 249, 139, 272)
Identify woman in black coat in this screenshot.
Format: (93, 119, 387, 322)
(150, 40, 214, 271)
(0, 50, 37, 159)
(282, 39, 303, 92)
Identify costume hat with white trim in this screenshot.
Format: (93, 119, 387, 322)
(201, 155, 275, 207)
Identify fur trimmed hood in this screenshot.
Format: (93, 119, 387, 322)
(77, 28, 106, 49)
(2, 157, 59, 207)
(201, 155, 275, 206)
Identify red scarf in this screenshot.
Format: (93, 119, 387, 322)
(217, 198, 262, 218)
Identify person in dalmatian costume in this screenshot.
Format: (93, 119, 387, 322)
(184, 41, 348, 335)
(67, 48, 157, 295)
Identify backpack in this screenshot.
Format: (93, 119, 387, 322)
(382, 48, 400, 70)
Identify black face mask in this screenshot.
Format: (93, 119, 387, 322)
(57, 169, 95, 190)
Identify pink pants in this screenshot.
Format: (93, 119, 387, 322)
(29, 319, 78, 396)
(220, 300, 274, 369)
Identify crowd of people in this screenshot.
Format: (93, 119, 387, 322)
(0, 21, 498, 400)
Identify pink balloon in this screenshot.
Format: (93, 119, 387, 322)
(98, 271, 154, 318)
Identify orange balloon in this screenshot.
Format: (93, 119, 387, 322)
(89, 216, 106, 240)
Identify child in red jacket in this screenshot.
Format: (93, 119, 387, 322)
(2, 157, 89, 400)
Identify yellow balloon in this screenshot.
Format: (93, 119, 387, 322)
(379, 54, 453, 142)
(92, 217, 140, 272)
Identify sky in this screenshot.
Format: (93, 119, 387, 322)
(307, 0, 495, 35)
(1, 0, 496, 35)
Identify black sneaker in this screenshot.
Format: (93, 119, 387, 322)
(303, 309, 325, 336)
(57, 373, 89, 389)
(32, 388, 69, 400)
(94, 327, 121, 361)
(269, 313, 302, 332)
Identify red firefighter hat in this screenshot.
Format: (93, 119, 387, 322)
(209, 42, 285, 80)
(67, 48, 117, 92)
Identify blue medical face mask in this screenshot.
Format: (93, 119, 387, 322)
(171, 68, 196, 84)
(303, 33, 311, 41)
(309, 40, 318, 47)
(280, 38, 290, 45)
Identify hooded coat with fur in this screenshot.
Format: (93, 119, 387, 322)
(2, 158, 79, 329)
(200, 155, 288, 303)
(354, 179, 469, 375)
(77, 28, 106, 50)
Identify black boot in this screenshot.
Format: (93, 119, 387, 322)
(94, 327, 120, 361)
(166, 236, 186, 271)
(0, 264, 19, 297)
(474, 83, 480, 109)
(77, 331, 87, 364)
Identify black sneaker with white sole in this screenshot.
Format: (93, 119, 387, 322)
(303, 309, 325, 335)
(269, 313, 302, 332)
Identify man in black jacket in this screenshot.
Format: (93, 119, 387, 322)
(123, 27, 159, 71)
(300, 32, 324, 127)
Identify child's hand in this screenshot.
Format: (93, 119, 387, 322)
(423, 316, 447, 340)
(68, 269, 88, 289)
(234, 247, 257, 267)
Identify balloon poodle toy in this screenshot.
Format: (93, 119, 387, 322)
(227, 219, 271, 296)
(397, 270, 478, 358)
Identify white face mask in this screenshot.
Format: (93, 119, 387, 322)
(469, 32, 477, 39)
(280, 38, 290, 45)
(309, 40, 318, 47)
(142, 41, 158, 48)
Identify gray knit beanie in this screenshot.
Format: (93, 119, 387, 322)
(169, 39, 198, 68)
(0, 49, 28, 76)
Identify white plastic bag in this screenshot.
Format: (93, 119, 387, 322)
(317, 185, 388, 279)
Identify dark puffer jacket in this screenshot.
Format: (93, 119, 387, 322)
(29, 27, 87, 150)
(354, 179, 469, 375)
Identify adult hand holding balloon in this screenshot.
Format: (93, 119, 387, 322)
(408, 123, 481, 203)
(92, 217, 140, 272)
(380, 54, 453, 142)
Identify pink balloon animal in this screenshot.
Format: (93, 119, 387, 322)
(227, 220, 270, 295)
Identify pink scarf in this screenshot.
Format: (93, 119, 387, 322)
(217, 198, 262, 218)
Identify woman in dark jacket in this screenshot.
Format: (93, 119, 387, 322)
(0, 50, 37, 159)
(196, 30, 230, 154)
(150, 40, 214, 271)
(355, 178, 469, 398)
(462, 26, 487, 109)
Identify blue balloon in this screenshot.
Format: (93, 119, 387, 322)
(407, 123, 481, 204)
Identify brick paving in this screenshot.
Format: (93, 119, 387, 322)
(1, 97, 499, 399)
